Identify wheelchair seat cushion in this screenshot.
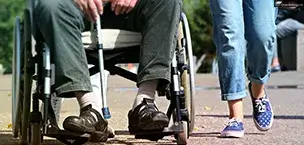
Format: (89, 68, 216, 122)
(82, 29, 142, 50)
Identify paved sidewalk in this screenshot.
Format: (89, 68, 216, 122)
(0, 71, 303, 145)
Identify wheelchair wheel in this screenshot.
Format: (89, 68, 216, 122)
(12, 16, 23, 138)
(173, 13, 195, 145)
(20, 7, 37, 144)
(179, 13, 195, 133)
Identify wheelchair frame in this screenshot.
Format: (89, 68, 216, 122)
(12, 0, 195, 145)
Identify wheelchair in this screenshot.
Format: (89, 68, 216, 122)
(12, 0, 195, 144)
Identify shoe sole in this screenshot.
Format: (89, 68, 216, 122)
(129, 119, 169, 134)
(63, 122, 96, 133)
(220, 131, 244, 138)
(64, 123, 110, 142)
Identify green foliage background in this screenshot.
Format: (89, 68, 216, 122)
(183, 0, 214, 56)
(0, 0, 215, 74)
(0, 0, 26, 73)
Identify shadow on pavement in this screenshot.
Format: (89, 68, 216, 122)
(196, 114, 304, 120)
(190, 132, 220, 138)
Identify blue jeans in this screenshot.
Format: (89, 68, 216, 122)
(209, 0, 277, 101)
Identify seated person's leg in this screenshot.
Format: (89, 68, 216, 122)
(35, 0, 108, 141)
(276, 18, 304, 39)
(273, 18, 304, 72)
(101, 0, 182, 133)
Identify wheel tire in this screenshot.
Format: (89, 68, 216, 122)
(12, 16, 23, 138)
(20, 8, 34, 145)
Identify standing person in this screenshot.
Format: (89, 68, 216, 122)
(209, 0, 276, 138)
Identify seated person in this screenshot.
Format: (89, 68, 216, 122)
(35, 0, 182, 142)
(271, 5, 304, 72)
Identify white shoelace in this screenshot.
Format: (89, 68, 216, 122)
(225, 118, 241, 126)
(255, 100, 266, 113)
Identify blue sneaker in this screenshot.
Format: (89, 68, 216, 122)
(249, 83, 274, 131)
(220, 118, 244, 138)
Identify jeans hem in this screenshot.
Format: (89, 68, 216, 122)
(247, 72, 270, 84)
(221, 90, 248, 101)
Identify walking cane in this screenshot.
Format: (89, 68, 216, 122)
(96, 15, 111, 119)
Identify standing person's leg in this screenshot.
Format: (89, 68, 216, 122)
(244, 0, 276, 131)
(35, 0, 108, 142)
(209, 0, 246, 138)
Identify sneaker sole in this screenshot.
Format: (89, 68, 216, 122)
(220, 131, 244, 138)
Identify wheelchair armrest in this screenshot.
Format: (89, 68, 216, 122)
(82, 29, 142, 50)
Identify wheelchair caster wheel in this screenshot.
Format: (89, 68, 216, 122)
(174, 121, 188, 145)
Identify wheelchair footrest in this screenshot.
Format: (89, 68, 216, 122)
(43, 124, 90, 145)
(133, 121, 184, 141)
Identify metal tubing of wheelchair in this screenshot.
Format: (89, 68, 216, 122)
(96, 15, 111, 119)
(43, 45, 52, 133)
(172, 53, 180, 92)
(172, 52, 182, 122)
